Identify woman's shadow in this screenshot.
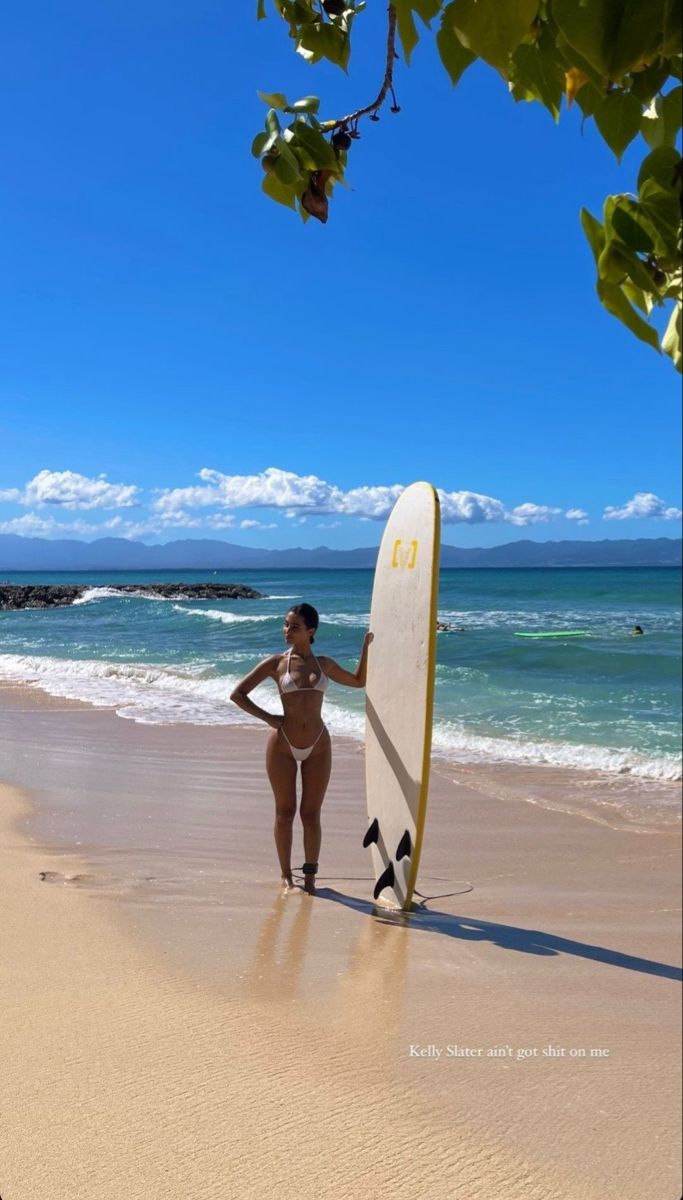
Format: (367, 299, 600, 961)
(314, 887, 682, 982)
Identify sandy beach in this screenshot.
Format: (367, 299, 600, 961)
(1, 680, 681, 1200)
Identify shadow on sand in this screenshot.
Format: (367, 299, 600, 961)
(313, 887, 682, 982)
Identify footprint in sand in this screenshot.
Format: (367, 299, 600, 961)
(38, 870, 157, 889)
(39, 870, 98, 886)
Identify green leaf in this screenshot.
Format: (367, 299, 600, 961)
(629, 58, 670, 103)
(285, 95, 320, 113)
(410, 0, 442, 22)
(597, 276, 661, 350)
(265, 109, 282, 137)
(574, 82, 604, 119)
(662, 301, 682, 370)
(581, 207, 607, 261)
(252, 131, 273, 157)
(610, 199, 657, 254)
(273, 137, 304, 183)
(258, 90, 289, 110)
(394, 0, 446, 62)
(394, 0, 420, 63)
(597, 239, 634, 283)
(641, 86, 683, 148)
(290, 119, 338, 168)
(553, 0, 670, 83)
(609, 237, 661, 292)
(593, 90, 642, 161)
(638, 145, 682, 190)
(623, 280, 655, 315)
(451, 0, 540, 72)
(257, 0, 267, 18)
(274, 154, 302, 185)
(554, 32, 607, 90)
(511, 42, 565, 119)
(262, 171, 297, 209)
(638, 178, 681, 256)
(437, 3, 476, 85)
(298, 21, 350, 69)
(286, 137, 321, 173)
(662, 0, 683, 57)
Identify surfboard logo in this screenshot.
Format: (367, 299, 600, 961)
(391, 539, 418, 570)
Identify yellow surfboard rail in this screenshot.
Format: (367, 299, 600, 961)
(404, 482, 440, 909)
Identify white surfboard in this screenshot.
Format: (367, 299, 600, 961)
(364, 482, 441, 910)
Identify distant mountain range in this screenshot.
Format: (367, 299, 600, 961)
(0, 533, 680, 571)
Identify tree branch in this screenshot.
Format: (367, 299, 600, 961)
(324, 3, 398, 131)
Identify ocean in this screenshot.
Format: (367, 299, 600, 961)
(1, 567, 680, 799)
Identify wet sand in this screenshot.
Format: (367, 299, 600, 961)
(1, 682, 681, 1199)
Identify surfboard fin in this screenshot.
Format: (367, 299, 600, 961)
(373, 862, 395, 900)
(395, 830, 412, 861)
(362, 817, 380, 848)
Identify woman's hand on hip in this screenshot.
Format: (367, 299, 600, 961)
(265, 713, 284, 731)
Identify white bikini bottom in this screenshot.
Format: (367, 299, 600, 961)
(280, 724, 327, 763)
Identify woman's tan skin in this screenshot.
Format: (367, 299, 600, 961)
(230, 611, 373, 895)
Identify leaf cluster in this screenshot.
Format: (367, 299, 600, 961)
(258, 1, 365, 69)
(252, 91, 347, 222)
(583, 147, 682, 368)
(255, 1, 683, 368)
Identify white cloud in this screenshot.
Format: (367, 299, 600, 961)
(439, 493, 566, 526)
(153, 466, 338, 516)
(0, 465, 597, 535)
(438, 489, 506, 523)
(0, 513, 141, 538)
(0, 514, 78, 537)
(334, 484, 404, 518)
(205, 514, 237, 530)
(0, 469, 139, 510)
(507, 502, 564, 526)
(603, 492, 682, 521)
(566, 508, 590, 525)
(152, 467, 579, 527)
(157, 510, 203, 529)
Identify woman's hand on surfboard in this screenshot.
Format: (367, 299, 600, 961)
(363, 631, 374, 649)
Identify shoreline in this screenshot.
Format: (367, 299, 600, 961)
(0, 672, 679, 829)
(1, 683, 681, 1198)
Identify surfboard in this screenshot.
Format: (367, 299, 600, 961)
(514, 630, 590, 639)
(363, 482, 441, 910)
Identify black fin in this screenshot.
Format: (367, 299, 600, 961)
(395, 830, 412, 861)
(362, 817, 380, 848)
(373, 861, 395, 900)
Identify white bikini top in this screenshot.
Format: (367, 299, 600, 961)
(279, 648, 329, 694)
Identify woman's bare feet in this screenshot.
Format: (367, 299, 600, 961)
(280, 872, 295, 892)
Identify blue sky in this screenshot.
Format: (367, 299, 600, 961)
(1, 0, 681, 550)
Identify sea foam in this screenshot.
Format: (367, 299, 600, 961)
(0, 652, 679, 783)
(171, 606, 273, 624)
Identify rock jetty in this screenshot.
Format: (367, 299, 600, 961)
(0, 583, 265, 611)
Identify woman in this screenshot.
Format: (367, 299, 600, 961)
(230, 604, 373, 894)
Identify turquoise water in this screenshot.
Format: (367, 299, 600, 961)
(0, 567, 680, 784)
